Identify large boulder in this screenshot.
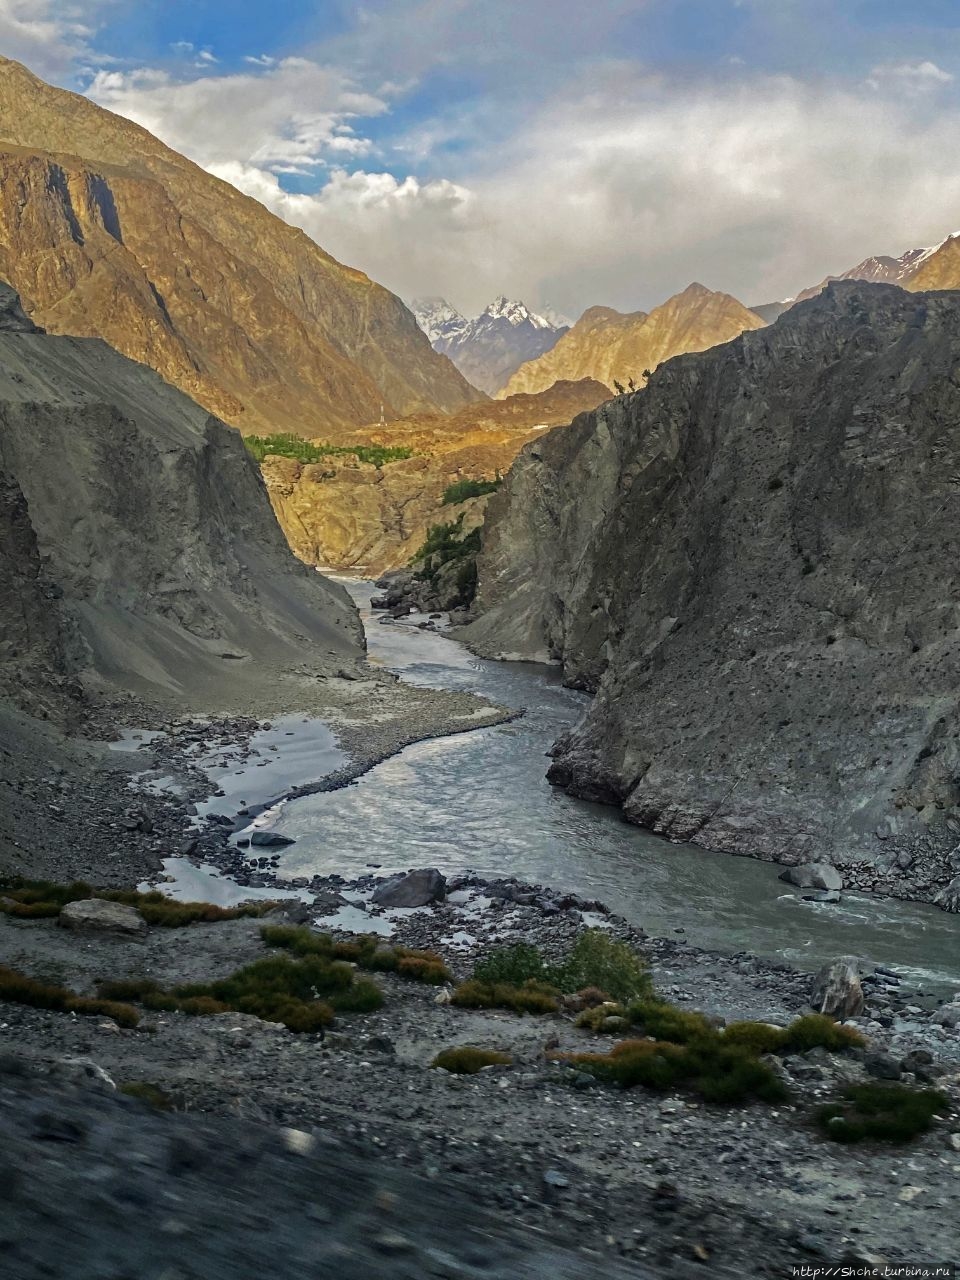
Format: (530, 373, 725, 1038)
(371, 868, 446, 908)
(810, 957, 864, 1019)
(779, 863, 842, 891)
(58, 898, 147, 937)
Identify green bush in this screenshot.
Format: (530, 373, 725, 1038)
(0, 964, 140, 1027)
(98, 978, 162, 1001)
(557, 931, 653, 1003)
(451, 979, 560, 1015)
(564, 1036, 788, 1106)
(473, 942, 550, 987)
(817, 1084, 949, 1144)
(441, 476, 502, 506)
(432, 1046, 512, 1073)
(120, 1082, 174, 1110)
(259, 925, 451, 984)
(244, 434, 414, 468)
(779, 1014, 865, 1054)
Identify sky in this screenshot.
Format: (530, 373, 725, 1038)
(5, 1, 960, 318)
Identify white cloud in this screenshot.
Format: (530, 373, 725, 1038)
(87, 57, 388, 173)
(0, 0, 115, 78)
(867, 60, 954, 93)
(79, 30, 960, 317)
(187, 70, 960, 316)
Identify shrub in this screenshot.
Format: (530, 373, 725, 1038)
(397, 956, 449, 984)
(474, 942, 550, 987)
(0, 878, 274, 927)
(65, 997, 140, 1028)
(432, 1046, 512, 1074)
(260, 926, 451, 983)
(779, 1014, 865, 1054)
(451, 979, 560, 1015)
(557, 930, 652, 1003)
(574, 1002, 627, 1032)
(564, 1036, 788, 1105)
(329, 977, 384, 1013)
(0, 965, 74, 1011)
(441, 476, 502, 506)
(141, 992, 179, 1012)
(244, 434, 414, 468)
(177, 996, 231, 1016)
(625, 1000, 714, 1045)
(120, 1082, 173, 1110)
(817, 1084, 949, 1144)
(98, 978, 162, 1001)
(720, 1021, 787, 1054)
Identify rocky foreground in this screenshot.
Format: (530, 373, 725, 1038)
(1, 866, 959, 1279)
(463, 281, 960, 910)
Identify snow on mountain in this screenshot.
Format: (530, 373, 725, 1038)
(409, 295, 570, 394)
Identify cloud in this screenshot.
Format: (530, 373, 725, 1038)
(87, 57, 388, 172)
(176, 68, 960, 317)
(867, 60, 954, 93)
(0, 0, 116, 78)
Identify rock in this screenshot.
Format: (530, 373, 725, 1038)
(810, 957, 864, 1019)
(933, 1002, 960, 1029)
(901, 1050, 945, 1082)
(58, 898, 147, 937)
(863, 1051, 901, 1081)
(947, 1133, 960, 1152)
(935, 878, 960, 912)
(542, 1169, 570, 1189)
(250, 832, 296, 848)
(371, 867, 446, 908)
(801, 889, 841, 903)
(780, 863, 843, 891)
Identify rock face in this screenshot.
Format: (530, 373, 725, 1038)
(908, 233, 960, 292)
(262, 379, 610, 574)
(810, 960, 864, 1020)
(498, 284, 765, 398)
(412, 296, 569, 395)
(462, 282, 960, 904)
(0, 284, 362, 709)
(0, 57, 480, 436)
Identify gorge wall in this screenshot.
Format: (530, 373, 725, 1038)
(0, 283, 361, 713)
(462, 282, 960, 909)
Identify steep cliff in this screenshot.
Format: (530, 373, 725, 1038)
(0, 284, 361, 710)
(498, 284, 765, 397)
(0, 57, 480, 436)
(261, 379, 610, 574)
(463, 282, 960, 909)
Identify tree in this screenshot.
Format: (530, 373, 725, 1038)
(612, 379, 626, 395)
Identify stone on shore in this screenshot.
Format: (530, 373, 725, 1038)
(371, 868, 446, 908)
(250, 832, 296, 848)
(810, 957, 864, 1019)
(780, 863, 843, 891)
(58, 898, 147, 937)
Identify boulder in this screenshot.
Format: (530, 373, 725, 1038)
(371, 868, 446, 908)
(810, 957, 864, 1019)
(58, 898, 147, 937)
(780, 863, 843, 891)
(250, 831, 296, 847)
(863, 1051, 901, 1081)
(934, 878, 960, 912)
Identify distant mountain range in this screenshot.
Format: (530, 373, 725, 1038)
(411, 295, 570, 395)
(499, 283, 766, 398)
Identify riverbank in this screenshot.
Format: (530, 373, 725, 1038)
(1, 884, 959, 1276)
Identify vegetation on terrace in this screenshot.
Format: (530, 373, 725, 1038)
(244, 432, 415, 468)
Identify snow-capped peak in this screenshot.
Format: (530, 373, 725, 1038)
(410, 296, 468, 345)
(481, 295, 562, 331)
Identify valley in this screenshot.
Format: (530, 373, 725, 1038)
(2, 32, 960, 1280)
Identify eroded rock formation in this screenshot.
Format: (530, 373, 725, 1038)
(463, 282, 960, 906)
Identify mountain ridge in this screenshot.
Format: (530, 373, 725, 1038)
(0, 57, 481, 436)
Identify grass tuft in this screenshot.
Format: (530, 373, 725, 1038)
(432, 1046, 512, 1074)
(816, 1084, 949, 1144)
(451, 979, 560, 1015)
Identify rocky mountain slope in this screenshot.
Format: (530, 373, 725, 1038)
(412, 295, 568, 394)
(0, 57, 480, 437)
(461, 282, 960, 909)
(908, 233, 960, 291)
(261, 379, 610, 574)
(0, 282, 362, 712)
(499, 284, 765, 397)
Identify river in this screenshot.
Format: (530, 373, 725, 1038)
(234, 581, 958, 993)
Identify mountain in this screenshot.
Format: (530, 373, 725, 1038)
(412, 295, 568, 395)
(498, 284, 766, 398)
(0, 57, 481, 438)
(754, 234, 960, 318)
(461, 282, 960, 910)
(0, 280, 361, 715)
(907, 233, 960, 291)
(259, 378, 611, 575)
